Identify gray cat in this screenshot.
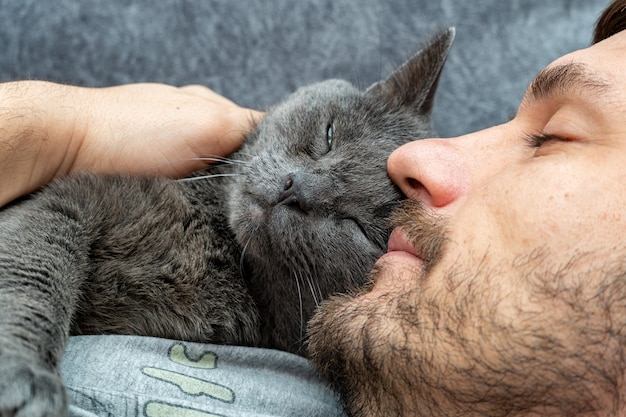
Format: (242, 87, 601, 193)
(0, 29, 453, 417)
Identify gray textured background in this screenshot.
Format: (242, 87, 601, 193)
(0, 0, 607, 137)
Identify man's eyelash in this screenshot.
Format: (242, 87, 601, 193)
(523, 132, 567, 148)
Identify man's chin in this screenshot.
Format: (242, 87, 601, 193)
(307, 292, 360, 379)
(306, 292, 368, 414)
(306, 270, 398, 416)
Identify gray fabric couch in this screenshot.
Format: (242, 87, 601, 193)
(0, 1, 607, 137)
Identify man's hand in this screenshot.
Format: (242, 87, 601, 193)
(0, 81, 262, 207)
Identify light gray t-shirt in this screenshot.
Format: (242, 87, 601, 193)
(61, 335, 346, 417)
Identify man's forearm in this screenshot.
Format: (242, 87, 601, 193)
(0, 81, 81, 207)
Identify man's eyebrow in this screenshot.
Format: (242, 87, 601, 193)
(526, 62, 610, 104)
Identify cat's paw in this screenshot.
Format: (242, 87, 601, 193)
(0, 355, 67, 417)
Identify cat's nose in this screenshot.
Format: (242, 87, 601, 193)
(277, 172, 313, 212)
(278, 175, 299, 206)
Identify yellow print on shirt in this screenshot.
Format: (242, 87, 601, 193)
(143, 343, 235, 417)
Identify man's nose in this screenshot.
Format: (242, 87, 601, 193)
(387, 125, 515, 209)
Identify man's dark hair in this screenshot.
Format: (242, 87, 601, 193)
(594, 0, 626, 44)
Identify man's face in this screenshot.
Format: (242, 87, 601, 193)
(308, 32, 626, 416)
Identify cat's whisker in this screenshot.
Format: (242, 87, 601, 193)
(189, 157, 249, 165)
(294, 271, 304, 343)
(239, 225, 261, 275)
(230, 151, 254, 159)
(305, 273, 320, 307)
(311, 265, 324, 303)
(177, 173, 240, 182)
(315, 278, 323, 305)
(198, 152, 253, 161)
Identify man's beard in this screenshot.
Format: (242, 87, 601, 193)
(307, 200, 626, 417)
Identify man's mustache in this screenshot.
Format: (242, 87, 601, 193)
(389, 199, 449, 274)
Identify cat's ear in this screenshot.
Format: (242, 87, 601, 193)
(366, 28, 455, 115)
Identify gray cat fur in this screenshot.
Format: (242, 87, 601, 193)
(0, 29, 453, 417)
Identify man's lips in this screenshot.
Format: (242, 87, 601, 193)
(386, 228, 422, 259)
(372, 227, 425, 288)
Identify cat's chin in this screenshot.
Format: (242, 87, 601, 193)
(246, 201, 267, 224)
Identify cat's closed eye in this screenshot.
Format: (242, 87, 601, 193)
(325, 121, 335, 152)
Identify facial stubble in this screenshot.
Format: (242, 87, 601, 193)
(307, 200, 626, 417)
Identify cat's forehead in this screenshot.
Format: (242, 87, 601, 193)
(271, 79, 361, 116)
(291, 79, 359, 100)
